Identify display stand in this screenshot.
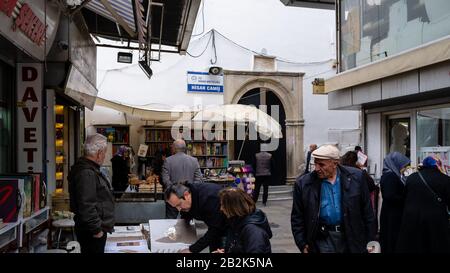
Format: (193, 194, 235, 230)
(0, 222, 20, 252)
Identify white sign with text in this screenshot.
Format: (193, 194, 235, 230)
(17, 63, 43, 173)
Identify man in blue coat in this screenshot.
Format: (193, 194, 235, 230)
(291, 145, 376, 253)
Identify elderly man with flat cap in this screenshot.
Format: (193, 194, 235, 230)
(291, 145, 376, 253)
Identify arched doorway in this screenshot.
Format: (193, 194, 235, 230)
(224, 69, 304, 185)
(234, 88, 287, 185)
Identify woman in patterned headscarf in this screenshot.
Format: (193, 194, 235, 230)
(396, 156, 450, 253)
(379, 152, 411, 253)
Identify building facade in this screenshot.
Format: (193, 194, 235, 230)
(325, 0, 450, 178)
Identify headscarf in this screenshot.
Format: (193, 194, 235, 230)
(382, 152, 411, 182)
(422, 156, 445, 174)
(115, 145, 128, 157)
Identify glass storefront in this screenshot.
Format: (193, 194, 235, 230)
(339, 0, 450, 71)
(416, 106, 450, 175)
(388, 117, 410, 158)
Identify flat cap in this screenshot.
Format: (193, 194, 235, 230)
(312, 144, 340, 160)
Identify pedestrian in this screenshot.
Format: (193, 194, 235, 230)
(214, 187, 272, 253)
(291, 144, 375, 253)
(304, 144, 317, 174)
(354, 145, 368, 168)
(396, 156, 450, 253)
(341, 151, 379, 226)
(253, 148, 273, 206)
(111, 145, 130, 198)
(164, 181, 228, 253)
(68, 133, 115, 253)
(151, 150, 167, 189)
(379, 152, 410, 253)
(162, 139, 202, 218)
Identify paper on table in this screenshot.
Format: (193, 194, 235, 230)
(105, 239, 150, 253)
(149, 219, 197, 253)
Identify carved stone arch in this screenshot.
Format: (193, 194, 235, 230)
(230, 77, 296, 120)
(223, 70, 305, 184)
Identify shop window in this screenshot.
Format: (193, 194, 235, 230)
(339, 0, 450, 71)
(388, 118, 410, 158)
(417, 107, 450, 175)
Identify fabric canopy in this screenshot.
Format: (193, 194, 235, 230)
(95, 97, 194, 121)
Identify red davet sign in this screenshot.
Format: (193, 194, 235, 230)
(0, 0, 47, 46)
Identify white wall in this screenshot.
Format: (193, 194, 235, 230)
(366, 113, 382, 179)
(277, 61, 360, 151)
(90, 0, 359, 158)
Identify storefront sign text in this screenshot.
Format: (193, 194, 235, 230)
(17, 63, 43, 173)
(0, 0, 18, 17)
(13, 3, 47, 46)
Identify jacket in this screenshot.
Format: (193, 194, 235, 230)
(111, 155, 129, 192)
(68, 157, 115, 234)
(162, 152, 202, 188)
(379, 171, 405, 253)
(396, 168, 450, 253)
(255, 152, 272, 176)
(180, 182, 228, 253)
(291, 165, 375, 253)
(226, 209, 272, 253)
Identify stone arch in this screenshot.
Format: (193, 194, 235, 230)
(223, 72, 304, 184)
(230, 77, 296, 121)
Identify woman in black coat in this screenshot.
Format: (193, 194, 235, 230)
(396, 156, 450, 253)
(215, 187, 272, 253)
(111, 146, 130, 197)
(379, 152, 410, 253)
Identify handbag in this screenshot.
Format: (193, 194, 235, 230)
(417, 171, 449, 214)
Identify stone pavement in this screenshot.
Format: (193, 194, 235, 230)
(257, 199, 300, 253)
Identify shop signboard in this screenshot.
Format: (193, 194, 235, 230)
(16, 63, 43, 173)
(0, 0, 60, 61)
(187, 71, 224, 93)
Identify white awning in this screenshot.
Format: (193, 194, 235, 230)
(94, 97, 195, 121)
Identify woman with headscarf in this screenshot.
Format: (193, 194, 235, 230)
(396, 156, 450, 253)
(379, 152, 411, 253)
(111, 145, 130, 197)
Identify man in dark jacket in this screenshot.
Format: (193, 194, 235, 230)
(68, 133, 115, 253)
(291, 144, 375, 253)
(164, 181, 227, 253)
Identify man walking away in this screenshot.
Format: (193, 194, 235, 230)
(253, 149, 273, 206)
(162, 139, 202, 218)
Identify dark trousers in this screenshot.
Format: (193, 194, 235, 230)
(165, 202, 179, 219)
(253, 176, 270, 204)
(315, 231, 346, 253)
(75, 228, 107, 254)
